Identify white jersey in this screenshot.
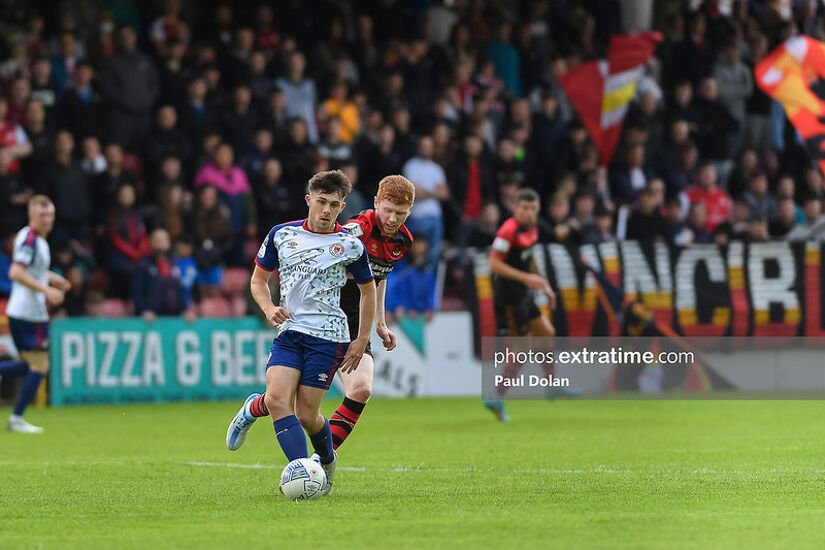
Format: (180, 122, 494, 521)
(7, 226, 51, 322)
(255, 219, 374, 342)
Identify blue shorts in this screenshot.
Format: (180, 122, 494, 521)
(8, 317, 50, 352)
(267, 330, 346, 390)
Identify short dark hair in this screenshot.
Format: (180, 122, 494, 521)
(308, 170, 352, 199)
(515, 187, 540, 204)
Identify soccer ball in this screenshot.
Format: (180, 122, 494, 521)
(279, 457, 327, 500)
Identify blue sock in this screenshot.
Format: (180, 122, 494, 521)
(273, 415, 307, 461)
(0, 360, 28, 377)
(308, 417, 334, 464)
(13, 371, 43, 416)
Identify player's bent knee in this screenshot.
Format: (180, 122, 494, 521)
(347, 384, 371, 403)
(264, 391, 291, 418)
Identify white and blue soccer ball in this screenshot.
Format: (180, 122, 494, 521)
(279, 457, 327, 500)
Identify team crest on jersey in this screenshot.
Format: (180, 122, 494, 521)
(392, 244, 403, 257)
(286, 240, 298, 250)
(329, 243, 344, 257)
(370, 243, 378, 252)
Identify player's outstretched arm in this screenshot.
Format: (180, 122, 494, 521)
(9, 263, 64, 305)
(340, 280, 376, 373)
(250, 264, 290, 327)
(375, 278, 397, 351)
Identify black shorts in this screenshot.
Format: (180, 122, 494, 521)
(341, 278, 373, 358)
(494, 292, 541, 336)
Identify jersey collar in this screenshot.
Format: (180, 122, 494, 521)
(302, 219, 342, 234)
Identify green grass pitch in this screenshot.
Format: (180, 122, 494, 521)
(1, 398, 824, 549)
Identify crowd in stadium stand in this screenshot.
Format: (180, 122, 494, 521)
(0, 0, 824, 321)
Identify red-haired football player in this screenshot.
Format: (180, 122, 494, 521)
(322, 175, 415, 453)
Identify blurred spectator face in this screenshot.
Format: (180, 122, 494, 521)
(26, 100, 45, 127)
(157, 106, 177, 129)
(175, 240, 193, 258)
(498, 139, 516, 161)
(289, 119, 308, 143)
(481, 202, 500, 227)
(627, 144, 645, 167)
(203, 133, 221, 155)
(263, 158, 282, 182)
(548, 196, 569, 223)
(161, 157, 181, 179)
(204, 68, 220, 89)
(541, 94, 558, 117)
(741, 149, 758, 171)
(269, 89, 286, 112)
(233, 86, 251, 108)
(454, 61, 472, 85)
(55, 131, 74, 156)
(250, 51, 267, 73)
(386, 73, 404, 95)
(379, 124, 395, 147)
(640, 92, 657, 115)
(392, 106, 410, 130)
(82, 136, 101, 159)
(670, 120, 690, 143)
(511, 99, 530, 122)
(327, 117, 343, 140)
(499, 181, 519, 210)
(557, 173, 577, 197)
(254, 129, 273, 152)
(674, 82, 692, 106)
(510, 126, 529, 147)
(697, 165, 717, 189)
(289, 52, 306, 78)
(748, 220, 769, 241)
(33, 58, 50, 82)
(60, 32, 77, 56)
(680, 145, 697, 168)
(200, 185, 218, 209)
(639, 191, 657, 214)
(119, 26, 137, 52)
(575, 194, 595, 218)
(214, 144, 234, 169)
(497, 23, 512, 43)
(105, 144, 123, 168)
(257, 5, 274, 25)
(777, 176, 795, 197)
(666, 201, 683, 223)
(11, 78, 31, 104)
(514, 197, 540, 227)
(804, 198, 822, 221)
(417, 136, 434, 159)
(432, 123, 450, 147)
(805, 167, 823, 193)
(464, 135, 483, 158)
(699, 78, 719, 101)
(732, 200, 750, 223)
(330, 82, 347, 101)
(570, 125, 587, 144)
(150, 229, 172, 254)
(596, 212, 613, 234)
(236, 28, 255, 52)
(748, 174, 768, 196)
(688, 202, 706, 228)
(778, 198, 795, 223)
(648, 178, 665, 205)
(118, 184, 137, 208)
(169, 41, 186, 61)
(724, 43, 740, 62)
(216, 5, 232, 25)
(188, 78, 207, 101)
(75, 64, 94, 87)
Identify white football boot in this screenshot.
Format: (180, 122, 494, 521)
(310, 450, 338, 496)
(226, 393, 260, 450)
(7, 415, 44, 434)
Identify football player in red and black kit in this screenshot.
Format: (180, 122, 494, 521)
(324, 175, 415, 452)
(484, 188, 570, 421)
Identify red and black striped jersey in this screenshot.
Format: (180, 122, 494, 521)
(490, 217, 538, 296)
(342, 209, 414, 282)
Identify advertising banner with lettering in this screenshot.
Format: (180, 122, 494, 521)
(470, 241, 825, 338)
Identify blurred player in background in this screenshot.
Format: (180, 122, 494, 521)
(225, 170, 375, 495)
(0, 195, 70, 433)
(326, 175, 415, 453)
(483, 188, 573, 421)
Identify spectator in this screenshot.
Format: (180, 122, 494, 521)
(80, 136, 107, 176)
(280, 118, 316, 186)
(149, 0, 190, 58)
(686, 202, 711, 243)
(611, 143, 652, 204)
(450, 134, 495, 237)
(29, 57, 57, 115)
(173, 237, 198, 310)
(56, 60, 103, 141)
(355, 122, 403, 199)
(254, 158, 302, 239)
(240, 128, 274, 180)
(101, 26, 159, 151)
(146, 105, 191, 182)
(193, 143, 256, 266)
(403, 136, 449, 267)
(40, 130, 91, 242)
(540, 192, 579, 245)
(787, 197, 825, 241)
(693, 77, 739, 180)
(625, 187, 668, 241)
(92, 143, 138, 227)
(664, 196, 694, 245)
(318, 117, 353, 169)
(386, 236, 437, 323)
(155, 157, 186, 241)
(0, 95, 33, 175)
(191, 185, 230, 297)
(276, 52, 319, 143)
(686, 163, 731, 233)
(324, 81, 359, 144)
(106, 183, 150, 300)
(179, 76, 215, 145)
(220, 85, 257, 155)
(21, 98, 53, 184)
(743, 171, 778, 222)
(133, 228, 192, 323)
(713, 40, 752, 154)
(0, 148, 32, 237)
(50, 31, 82, 93)
(770, 197, 797, 238)
(486, 23, 522, 97)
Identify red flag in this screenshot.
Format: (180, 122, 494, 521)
(559, 32, 662, 166)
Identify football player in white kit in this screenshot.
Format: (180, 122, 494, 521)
(0, 196, 70, 433)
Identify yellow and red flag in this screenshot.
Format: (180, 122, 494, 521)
(558, 32, 662, 166)
(755, 36, 825, 175)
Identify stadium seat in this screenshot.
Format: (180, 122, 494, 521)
(229, 295, 248, 317)
(199, 297, 232, 317)
(101, 299, 130, 318)
(222, 268, 250, 294)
